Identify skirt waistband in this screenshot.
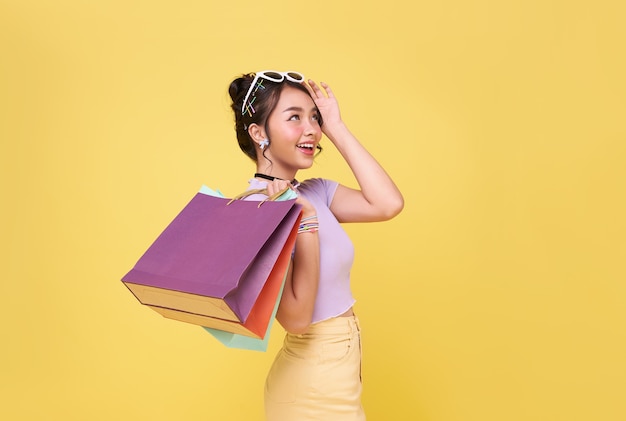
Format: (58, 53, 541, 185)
(290, 315, 361, 338)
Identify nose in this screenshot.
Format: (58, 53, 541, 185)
(304, 119, 319, 136)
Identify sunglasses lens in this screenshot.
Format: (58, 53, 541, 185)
(286, 72, 304, 82)
(261, 71, 284, 81)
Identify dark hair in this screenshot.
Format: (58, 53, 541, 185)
(228, 73, 322, 162)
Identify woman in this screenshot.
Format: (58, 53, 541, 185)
(228, 70, 403, 420)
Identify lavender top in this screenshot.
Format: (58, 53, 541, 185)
(248, 178, 356, 323)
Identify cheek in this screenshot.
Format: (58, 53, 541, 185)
(283, 126, 305, 139)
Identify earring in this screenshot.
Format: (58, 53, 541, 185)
(259, 138, 270, 150)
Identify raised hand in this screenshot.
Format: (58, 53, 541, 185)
(304, 78, 404, 223)
(306, 80, 343, 133)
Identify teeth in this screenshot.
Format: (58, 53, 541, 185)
(298, 143, 314, 149)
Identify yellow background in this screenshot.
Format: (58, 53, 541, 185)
(1, 1, 625, 420)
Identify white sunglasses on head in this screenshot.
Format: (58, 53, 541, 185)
(241, 70, 305, 116)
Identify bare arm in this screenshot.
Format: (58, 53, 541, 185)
(264, 180, 319, 334)
(277, 224, 319, 334)
(307, 81, 404, 223)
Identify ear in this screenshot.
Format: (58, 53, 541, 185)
(247, 123, 266, 145)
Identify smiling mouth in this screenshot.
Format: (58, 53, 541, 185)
(297, 143, 315, 151)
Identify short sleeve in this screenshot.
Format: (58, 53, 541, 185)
(298, 178, 338, 207)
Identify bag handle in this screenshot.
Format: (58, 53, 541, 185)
(227, 187, 292, 208)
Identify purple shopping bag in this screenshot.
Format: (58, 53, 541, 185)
(122, 190, 302, 324)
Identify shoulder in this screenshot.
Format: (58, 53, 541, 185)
(298, 178, 339, 206)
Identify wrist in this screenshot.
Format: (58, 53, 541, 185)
(322, 121, 350, 143)
(298, 214, 319, 234)
(301, 208, 317, 218)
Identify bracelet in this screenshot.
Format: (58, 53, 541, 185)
(298, 225, 319, 234)
(298, 215, 319, 234)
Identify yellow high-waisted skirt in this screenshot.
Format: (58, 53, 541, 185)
(264, 315, 365, 420)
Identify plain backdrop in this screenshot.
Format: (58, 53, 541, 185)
(1, 1, 625, 420)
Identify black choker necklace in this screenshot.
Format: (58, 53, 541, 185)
(254, 173, 298, 185)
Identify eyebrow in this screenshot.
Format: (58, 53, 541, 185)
(281, 106, 318, 113)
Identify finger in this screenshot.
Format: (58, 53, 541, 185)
(266, 180, 281, 196)
(270, 179, 290, 195)
(320, 82, 334, 98)
(307, 79, 325, 98)
(304, 81, 316, 97)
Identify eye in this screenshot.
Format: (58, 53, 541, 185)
(288, 114, 300, 121)
(312, 113, 321, 123)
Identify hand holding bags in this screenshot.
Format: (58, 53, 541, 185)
(122, 186, 301, 351)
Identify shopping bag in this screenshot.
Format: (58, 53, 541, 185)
(199, 186, 294, 350)
(202, 272, 285, 351)
(122, 186, 302, 329)
(146, 186, 299, 340)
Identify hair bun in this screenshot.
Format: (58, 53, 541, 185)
(228, 73, 253, 103)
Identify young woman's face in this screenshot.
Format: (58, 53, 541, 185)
(261, 86, 322, 177)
